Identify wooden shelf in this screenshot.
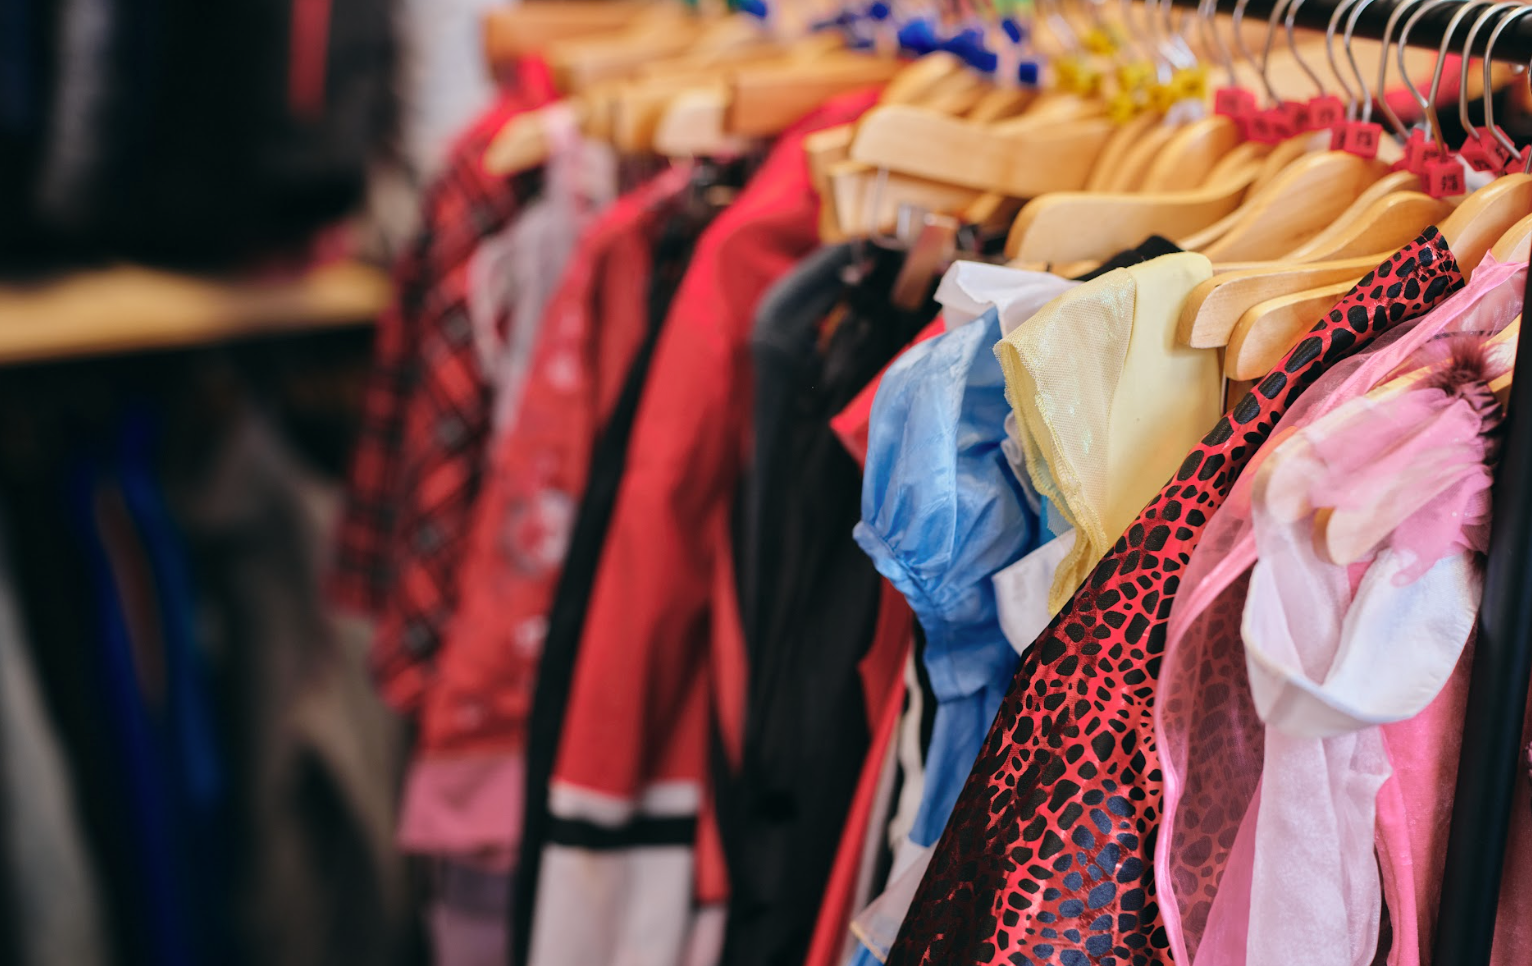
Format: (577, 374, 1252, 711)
(0, 261, 390, 365)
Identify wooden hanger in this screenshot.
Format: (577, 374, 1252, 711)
(486, 97, 597, 176)
(880, 52, 968, 105)
(1280, 171, 1421, 259)
(1247, 131, 1321, 192)
(911, 69, 991, 115)
(848, 104, 1116, 198)
(483, 1, 663, 76)
(649, 35, 895, 155)
(727, 52, 901, 136)
(549, 10, 709, 92)
(1225, 279, 1354, 379)
(1439, 173, 1532, 271)
(1101, 121, 1183, 193)
(485, 9, 724, 173)
(1176, 255, 1389, 348)
(1489, 315, 1519, 407)
(826, 162, 982, 240)
(1489, 212, 1532, 265)
(966, 87, 1038, 123)
(800, 51, 973, 219)
(1085, 110, 1165, 191)
(1197, 175, 1532, 375)
(1174, 134, 1322, 252)
(1193, 152, 1389, 262)
(1006, 153, 1265, 263)
(1139, 115, 1244, 191)
(1284, 190, 1452, 263)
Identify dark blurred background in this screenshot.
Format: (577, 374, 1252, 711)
(0, 0, 511, 962)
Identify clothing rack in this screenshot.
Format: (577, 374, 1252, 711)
(1161, 0, 1532, 959)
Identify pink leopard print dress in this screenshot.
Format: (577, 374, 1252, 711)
(884, 229, 1465, 966)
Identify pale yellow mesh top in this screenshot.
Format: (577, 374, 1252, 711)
(995, 253, 1221, 612)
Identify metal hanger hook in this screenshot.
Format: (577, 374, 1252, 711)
(1324, 0, 1365, 118)
(1421, 0, 1498, 144)
(1376, 0, 1437, 139)
(1397, 0, 1471, 153)
(1231, 0, 1274, 100)
(1284, 0, 1331, 96)
(1483, 4, 1532, 157)
(1342, 0, 1386, 122)
(1258, 0, 1297, 102)
(1199, 0, 1240, 87)
(1458, 2, 1523, 136)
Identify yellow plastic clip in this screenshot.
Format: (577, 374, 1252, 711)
(1107, 88, 1144, 123)
(1169, 65, 1209, 104)
(1083, 26, 1118, 55)
(1056, 55, 1103, 96)
(1115, 60, 1156, 94)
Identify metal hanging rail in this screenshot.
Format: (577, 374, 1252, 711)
(1169, 0, 1532, 58)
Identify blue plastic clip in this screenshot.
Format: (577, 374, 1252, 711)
(896, 17, 939, 55)
(942, 28, 997, 74)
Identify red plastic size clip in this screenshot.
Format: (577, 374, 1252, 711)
(1305, 95, 1345, 132)
(1421, 148, 1466, 198)
(1331, 120, 1382, 159)
(1248, 106, 1297, 144)
(1460, 129, 1512, 173)
(1214, 87, 1259, 139)
(1395, 129, 1429, 175)
(1277, 99, 1310, 133)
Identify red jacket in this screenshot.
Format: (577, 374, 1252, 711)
(526, 89, 883, 966)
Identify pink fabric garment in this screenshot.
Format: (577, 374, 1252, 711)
(1236, 374, 1496, 966)
(1154, 254, 1528, 966)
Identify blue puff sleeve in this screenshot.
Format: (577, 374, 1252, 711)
(853, 309, 1042, 845)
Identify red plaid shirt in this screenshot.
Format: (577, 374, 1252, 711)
(331, 82, 552, 713)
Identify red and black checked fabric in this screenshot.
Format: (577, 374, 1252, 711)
(330, 89, 549, 713)
(884, 230, 1463, 966)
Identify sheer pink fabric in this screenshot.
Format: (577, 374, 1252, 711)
(1154, 255, 1528, 966)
